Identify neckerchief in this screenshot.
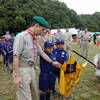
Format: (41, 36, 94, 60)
(26, 28, 37, 63)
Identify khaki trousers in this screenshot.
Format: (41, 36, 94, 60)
(16, 67, 39, 100)
(81, 41, 89, 58)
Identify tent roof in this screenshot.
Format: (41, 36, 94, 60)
(95, 32, 100, 34)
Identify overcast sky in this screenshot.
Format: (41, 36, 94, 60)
(59, 0, 100, 14)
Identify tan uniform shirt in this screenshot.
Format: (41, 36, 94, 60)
(13, 31, 35, 67)
(81, 32, 90, 41)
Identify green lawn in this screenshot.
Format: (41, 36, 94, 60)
(0, 42, 100, 100)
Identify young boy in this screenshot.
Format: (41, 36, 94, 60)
(2, 39, 9, 68)
(39, 41, 58, 100)
(53, 39, 69, 78)
(53, 39, 69, 96)
(7, 39, 13, 73)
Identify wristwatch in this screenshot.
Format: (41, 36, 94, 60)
(50, 61, 54, 65)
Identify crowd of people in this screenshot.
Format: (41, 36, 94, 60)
(0, 31, 14, 73)
(0, 16, 100, 100)
(76, 28, 92, 58)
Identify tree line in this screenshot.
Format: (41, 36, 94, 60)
(0, 0, 100, 34)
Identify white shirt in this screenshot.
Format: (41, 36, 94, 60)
(55, 31, 64, 40)
(4, 34, 11, 39)
(62, 32, 72, 46)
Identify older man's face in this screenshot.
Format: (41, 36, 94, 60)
(41, 29, 50, 36)
(35, 24, 47, 36)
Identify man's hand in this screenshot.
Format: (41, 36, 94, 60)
(52, 61, 61, 68)
(13, 75, 22, 91)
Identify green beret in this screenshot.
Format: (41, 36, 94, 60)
(33, 16, 51, 28)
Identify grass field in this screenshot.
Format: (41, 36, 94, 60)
(0, 42, 100, 100)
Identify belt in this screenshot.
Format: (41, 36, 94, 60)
(19, 60, 34, 67)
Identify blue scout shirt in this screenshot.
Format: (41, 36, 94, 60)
(0, 42, 4, 54)
(53, 48, 69, 78)
(0, 42, 5, 55)
(39, 52, 57, 91)
(7, 44, 13, 54)
(7, 44, 13, 63)
(3, 43, 9, 60)
(53, 48, 68, 64)
(9, 38, 14, 44)
(3, 43, 8, 54)
(40, 52, 56, 73)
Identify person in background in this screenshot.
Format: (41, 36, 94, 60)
(4, 31, 11, 39)
(62, 28, 72, 54)
(81, 28, 90, 58)
(7, 39, 13, 73)
(0, 40, 3, 56)
(93, 33, 97, 45)
(3, 39, 9, 68)
(55, 29, 63, 40)
(77, 28, 82, 47)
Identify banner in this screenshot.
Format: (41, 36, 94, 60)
(59, 55, 87, 97)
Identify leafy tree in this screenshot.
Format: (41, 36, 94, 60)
(0, 0, 100, 34)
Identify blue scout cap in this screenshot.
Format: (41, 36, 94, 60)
(56, 39, 64, 44)
(44, 41, 54, 48)
(33, 16, 51, 28)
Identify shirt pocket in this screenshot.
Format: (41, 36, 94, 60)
(22, 46, 34, 59)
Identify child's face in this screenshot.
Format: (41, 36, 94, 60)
(45, 46, 54, 54)
(56, 43, 64, 50)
